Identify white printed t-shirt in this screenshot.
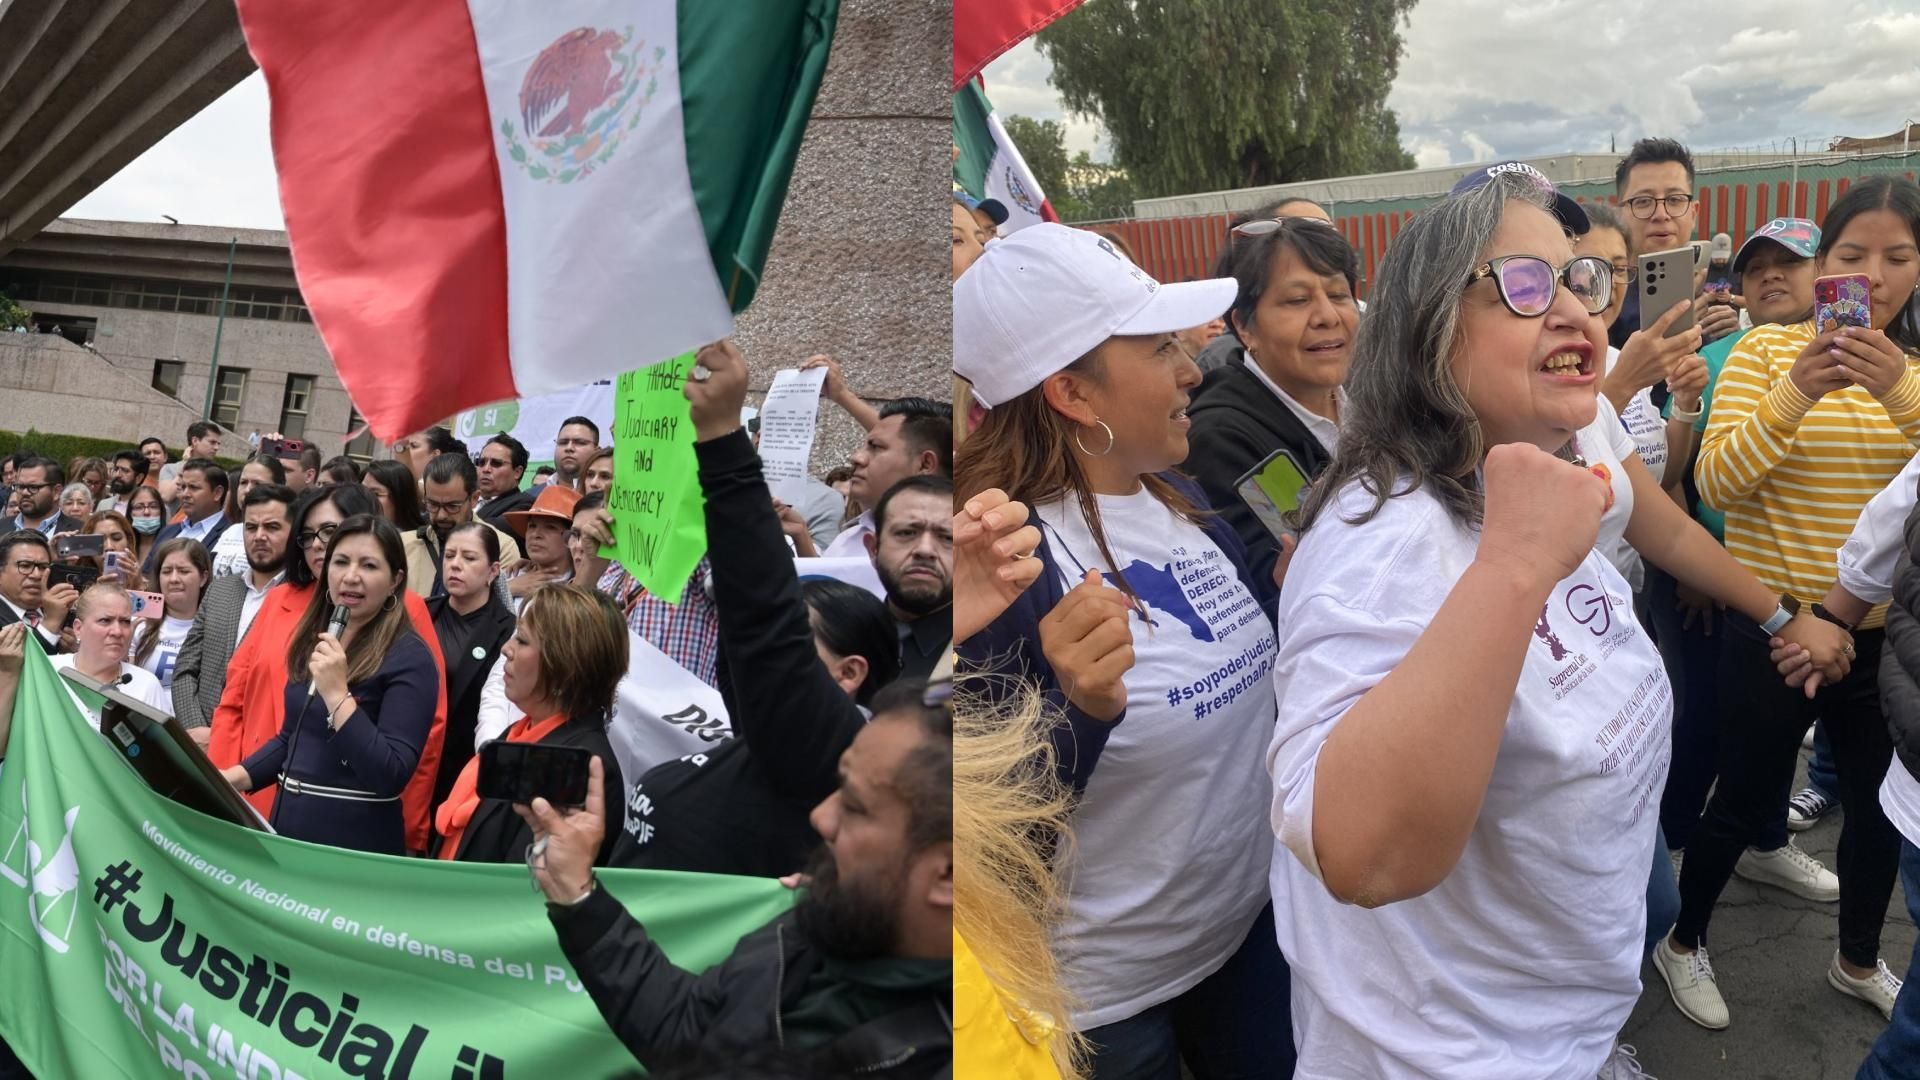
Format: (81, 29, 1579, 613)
(1266, 446, 1672, 1078)
(1035, 488, 1276, 1029)
(1580, 392, 1644, 589)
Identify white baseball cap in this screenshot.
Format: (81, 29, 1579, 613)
(953, 222, 1238, 408)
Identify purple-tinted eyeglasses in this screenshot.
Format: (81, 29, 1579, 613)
(1464, 254, 1613, 318)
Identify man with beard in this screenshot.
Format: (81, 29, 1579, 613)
(521, 677, 951, 1077)
(99, 450, 150, 515)
(170, 484, 295, 742)
(820, 399, 951, 558)
(865, 477, 952, 682)
(402, 452, 521, 600)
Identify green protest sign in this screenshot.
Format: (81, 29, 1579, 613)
(603, 353, 708, 603)
(0, 643, 792, 1078)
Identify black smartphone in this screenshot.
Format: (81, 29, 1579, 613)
(56, 533, 105, 559)
(477, 741, 593, 807)
(47, 562, 100, 592)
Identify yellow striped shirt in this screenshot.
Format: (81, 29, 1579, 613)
(1698, 320, 1920, 630)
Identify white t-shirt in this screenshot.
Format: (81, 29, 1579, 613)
(132, 615, 194, 693)
(1035, 488, 1276, 1028)
(1580, 393, 1644, 590)
(50, 655, 173, 717)
(209, 526, 248, 578)
(1267, 460, 1672, 1078)
(1602, 346, 1669, 484)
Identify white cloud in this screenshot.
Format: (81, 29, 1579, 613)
(66, 73, 283, 230)
(982, 0, 1920, 194)
(982, 40, 1107, 160)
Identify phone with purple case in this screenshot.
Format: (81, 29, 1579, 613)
(1814, 274, 1871, 335)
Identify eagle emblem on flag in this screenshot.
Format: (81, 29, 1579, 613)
(499, 26, 662, 185)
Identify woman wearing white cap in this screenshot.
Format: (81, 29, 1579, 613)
(1266, 171, 1847, 1078)
(955, 222, 1292, 1077)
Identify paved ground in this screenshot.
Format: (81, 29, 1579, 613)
(1619, 749, 1914, 1079)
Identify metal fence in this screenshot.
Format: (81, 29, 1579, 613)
(1076, 150, 1920, 297)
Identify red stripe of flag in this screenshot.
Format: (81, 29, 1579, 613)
(953, 0, 1089, 92)
(235, 0, 520, 441)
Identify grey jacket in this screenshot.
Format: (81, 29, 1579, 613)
(170, 574, 260, 729)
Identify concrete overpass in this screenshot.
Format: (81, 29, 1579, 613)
(0, 0, 255, 260)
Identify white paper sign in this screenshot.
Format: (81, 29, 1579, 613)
(756, 367, 829, 505)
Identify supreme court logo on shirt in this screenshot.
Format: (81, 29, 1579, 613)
(1535, 572, 1637, 701)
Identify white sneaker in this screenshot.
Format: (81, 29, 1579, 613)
(1786, 787, 1834, 831)
(1735, 840, 1840, 901)
(1653, 937, 1730, 1029)
(1597, 1043, 1657, 1079)
(1829, 953, 1903, 1020)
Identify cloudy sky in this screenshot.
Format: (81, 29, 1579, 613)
(68, 72, 284, 230)
(984, 0, 1920, 174)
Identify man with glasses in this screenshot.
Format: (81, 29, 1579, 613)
(0, 532, 76, 651)
(552, 416, 600, 491)
(9, 456, 82, 536)
(476, 434, 538, 543)
(171, 484, 297, 743)
(1611, 138, 1741, 350)
(403, 452, 521, 600)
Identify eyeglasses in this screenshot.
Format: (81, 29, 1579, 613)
(1230, 216, 1339, 239)
(295, 522, 340, 549)
(424, 498, 471, 515)
(1623, 193, 1694, 220)
(1607, 263, 1637, 285)
(11, 483, 52, 495)
(1464, 255, 1613, 318)
(10, 560, 49, 575)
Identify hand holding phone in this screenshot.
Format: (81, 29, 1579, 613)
(1814, 274, 1872, 335)
(127, 591, 166, 620)
(1235, 449, 1311, 544)
(56, 533, 105, 560)
(478, 741, 594, 807)
(1639, 248, 1698, 339)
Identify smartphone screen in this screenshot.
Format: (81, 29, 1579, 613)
(56, 533, 105, 558)
(1814, 274, 1872, 335)
(477, 742, 593, 807)
(1235, 449, 1310, 544)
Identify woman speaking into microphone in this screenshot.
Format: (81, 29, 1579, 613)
(222, 515, 440, 855)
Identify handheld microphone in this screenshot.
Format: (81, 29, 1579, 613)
(275, 603, 352, 832)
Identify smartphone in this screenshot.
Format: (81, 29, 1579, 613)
(1638, 247, 1698, 338)
(47, 563, 99, 592)
(262, 437, 306, 461)
(127, 591, 166, 620)
(102, 550, 126, 580)
(1814, 274, 1872, 335)
(1234, 449, 1310, 544)
(477, 741, 593, 807)
(55, 533, 105, 559)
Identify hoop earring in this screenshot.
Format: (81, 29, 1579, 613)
(382, 594, 397, 613)
(1074, 419, 1116, 458)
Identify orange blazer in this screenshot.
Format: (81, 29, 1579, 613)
(209, 582, 448, 851)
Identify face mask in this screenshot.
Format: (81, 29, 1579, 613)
(132, 517, 163, 535)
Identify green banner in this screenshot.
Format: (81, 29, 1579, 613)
(603, 354, 708, 604)
(0, 642, 791, 1078)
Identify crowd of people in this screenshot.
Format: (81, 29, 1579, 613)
(951, 141, 1920, 1079)
(0, 340, 957, 1076)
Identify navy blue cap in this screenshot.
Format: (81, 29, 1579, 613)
(954, 190, 1010, 226)
(1450, 161, 1591, 234)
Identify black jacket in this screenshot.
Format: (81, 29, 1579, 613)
(551, 888, 950, 1078)
(1881, 498, 1920, 780)
(608, 431, 869, 877)
(1183, 358, 1334, 608)
(144, 515, 230, 575)
(478, 489, 538, 544)
(427, 591, 519, 806)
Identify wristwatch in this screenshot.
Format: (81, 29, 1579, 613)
(1812, 602, 1858, 633)
(1760, 593, 1800, 636)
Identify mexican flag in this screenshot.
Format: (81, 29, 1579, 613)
(953, 79, 1055, 234)
(234, 0, 839, 441)
(952, 0, 1089, 91)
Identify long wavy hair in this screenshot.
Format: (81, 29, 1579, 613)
(1294, 172, 1552, 533)
(285, 514, 416, 686)
(954, 349, 1199, 611)
(953, 678, 1085, 1079)
(133, 537, 211, 667)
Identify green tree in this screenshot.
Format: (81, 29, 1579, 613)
(0, 293, 29, 331)
(1036, 0, 1419, 199)
(1002, 114, 1072, 208)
